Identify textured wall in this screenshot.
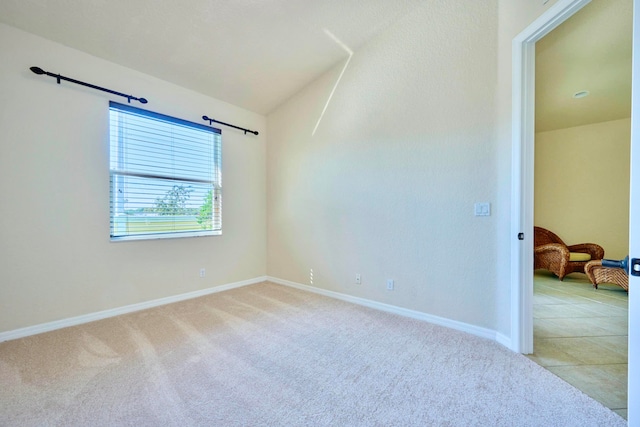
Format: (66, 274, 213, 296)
(0, 24, 267, 332)
(267, 1, 499, 329)
(0, 0, 572, 341)
(535, 118, 631, 259)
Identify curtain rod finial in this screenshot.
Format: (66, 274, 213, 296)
(30, 66, 45, 75)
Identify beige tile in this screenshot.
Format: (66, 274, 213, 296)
(533, 303, 604, 319)
(572, 288, 628, 302)
(612, 409, 627, 420)
(583, 294, 630, 309)
(581, 303, 628, 317)
(546, 292, 598, 305)
(532, 271, 628, 416)
(527, 339, 582, 367)
(535, 283, 590, 296)
(531, 337, 627, 367)
(533, 318, 565, 339)
(586, 335, 628, 355)
(547, 364, 627, 410)
(592, 282, 629, 295)
(536, 316, 627, 338)
(533, 293, 566, 305)
(534, 270, 560, 281)
(592, 297, 629, 309)
(535, 274, 628, 305)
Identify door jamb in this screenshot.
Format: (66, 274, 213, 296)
(510, 0, 592, 354)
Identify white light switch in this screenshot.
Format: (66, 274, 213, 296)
(474, 202, 491, 216)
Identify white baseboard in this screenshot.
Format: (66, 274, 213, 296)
(495, 333, 512, 350)
(268, 276, 504, 345)
(0, 276, 267, 343)
(1, 275, 512, 351)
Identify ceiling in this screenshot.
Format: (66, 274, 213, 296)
(0, 0, 423, 115)
(536, 0, 633, 132)
(0, 0, 632, 123)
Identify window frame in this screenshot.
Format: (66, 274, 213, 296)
(108, 101, 222, 242)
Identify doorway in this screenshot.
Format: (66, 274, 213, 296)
(511, 0, 636, 421)
(529, 1, 632, 417)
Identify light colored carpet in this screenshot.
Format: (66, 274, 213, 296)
(0, 282, 626, 426)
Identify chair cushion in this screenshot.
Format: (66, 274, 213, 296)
(569, 252, 591, 262)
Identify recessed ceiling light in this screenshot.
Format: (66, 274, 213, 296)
(573, 90, 590, 99)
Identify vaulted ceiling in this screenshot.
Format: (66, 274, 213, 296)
(0, 0, 423, 114)
(0, 0, 632, 126)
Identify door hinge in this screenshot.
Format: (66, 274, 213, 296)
(518, 233, 524, 241)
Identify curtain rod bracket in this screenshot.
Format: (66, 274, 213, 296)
(29, 66, 148, 104)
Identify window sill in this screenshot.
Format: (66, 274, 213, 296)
(110, 230, 221, 242)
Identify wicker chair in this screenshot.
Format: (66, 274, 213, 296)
(534, 226, 604, 281)
(585, 260, 629, 292)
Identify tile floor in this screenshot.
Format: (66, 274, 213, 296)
(527, 271, 628, 419)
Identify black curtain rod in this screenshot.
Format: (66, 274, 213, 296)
(202, 115, 258, 135)
(29, 66, 148, 104)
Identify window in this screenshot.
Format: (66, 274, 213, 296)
(109, 101, 221, 240)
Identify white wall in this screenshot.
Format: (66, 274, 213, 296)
(0, 24, 267, 333)
(267, 2, 499, 330)
(267, 0, 565, 341)
(535, 119, 631, 260)
(1, 0, 570, 345)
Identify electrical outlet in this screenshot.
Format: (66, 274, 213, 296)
(355, 274, 361, 284)
(386, 279, 394, 290)
(199, 268, 206, 278)
(474, 202, 491, 216)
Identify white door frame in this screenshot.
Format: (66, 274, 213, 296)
(512, 0, 638, 421)
(510, 0, 640, 426)
(627, 0, 639, 423)
(510, 0, 592, 355)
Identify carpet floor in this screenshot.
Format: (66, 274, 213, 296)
(0, 282, 626, 426)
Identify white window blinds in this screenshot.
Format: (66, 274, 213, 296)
(109, 101, 222, 240)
